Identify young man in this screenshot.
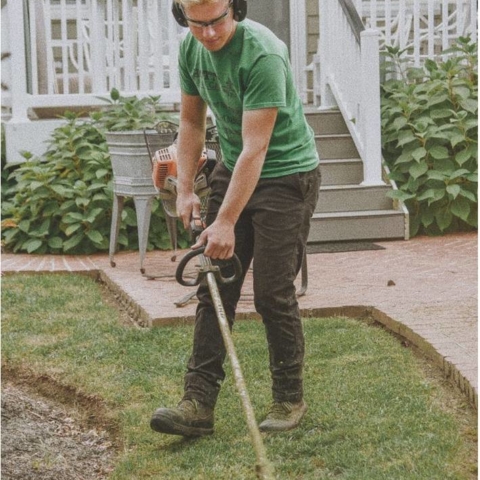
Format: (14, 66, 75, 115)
(150, 0, 320, 436)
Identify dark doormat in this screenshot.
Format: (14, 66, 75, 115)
(306, 241, 386, 254)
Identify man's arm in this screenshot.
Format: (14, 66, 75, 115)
(193, 107, 278, 259)
(176, 92, 208, 228)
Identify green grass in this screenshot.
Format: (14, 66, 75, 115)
(2, 273, 477, 479)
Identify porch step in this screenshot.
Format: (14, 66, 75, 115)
(319, 158, 364, 185)
(305, 109, 350, 135)
(308, 209, 406, 242)
(316, 134, 358, 159)
(317, 184, 394, 213)
(303, 109, 407, 243)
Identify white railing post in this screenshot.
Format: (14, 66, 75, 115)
(7, 0, 30, 123)
(90, 0, 107, 93)
(360, 28, 384, 186)
(290, 0, 308, 104)
(319, 0, 337, 108)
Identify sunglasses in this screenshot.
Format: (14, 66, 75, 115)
(184, 1, 233, 28)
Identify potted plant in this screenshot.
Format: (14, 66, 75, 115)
(92, 88, 178, 272)
(93, 88, 177, 195)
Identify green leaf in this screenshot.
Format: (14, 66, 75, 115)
(51, 185, 69, 196)
(95, 169, 110, 179)
(416, 189, 436, 201)
(426, 170, 448, 181)
(412, 147, 427, 162)
(86, 230, 104, 244)
(395, 151, 416, 164)
(430, 109, 453, 119)
(397, 131, 417, 147)
(459, 189, 476, 202)
(435, 209, 453, 231)
(48, 237, 63, 249)
(36, 218, 51, 236)
(65, 223, 82, 236)
(63, 232, 84, 251)
(455, 149, 472, 166)
(421, 209, 435, 228)
(24, 238, 43, 253)
(392, 116, 408, 130)
(446, 184, 461, 199)
(449, 169, 470, 180)
(434, 158, 455, 174)
(428, 189, 446, 205)
(30, 181, 44, 191)
(449, 133, 466, 148)
(409, 161, 428, 179)
(429, 146, 450, 160)
(18, 220, 31, 233)
(450, 196, 471, 221)
(86, 208, 104, 223)
(452, 86, 471, 99)
(387, 190, 415, 201)
(63, 212, 85, 223)
(75, 197, 90, 207)
(459, 98, 478, 114)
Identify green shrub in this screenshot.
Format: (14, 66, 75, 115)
(1, 112, 185, 254)
(381, 37, 478, 236)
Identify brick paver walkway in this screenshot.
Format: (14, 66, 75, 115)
(2, 232, 477, 407)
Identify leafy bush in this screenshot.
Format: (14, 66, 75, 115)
(381, 37, 478, 236)
(1, 112, 184, 254)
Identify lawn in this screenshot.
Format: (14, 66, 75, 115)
(1, 273, 477, 479)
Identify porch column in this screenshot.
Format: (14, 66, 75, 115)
(360, 29, 384, 186)
(8, 0, 30, 123)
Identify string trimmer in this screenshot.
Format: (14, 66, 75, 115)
(176, 221, 276, 480)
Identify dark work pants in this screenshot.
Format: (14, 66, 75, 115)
(183, 162, 321, 408)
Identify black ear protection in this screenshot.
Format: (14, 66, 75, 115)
(172, 0, 247, 28)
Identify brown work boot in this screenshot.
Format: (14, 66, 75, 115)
(259, 400, 308, 432)
(150, 399, 214, 437)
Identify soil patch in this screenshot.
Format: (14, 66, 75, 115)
(1, 381, 116, 480)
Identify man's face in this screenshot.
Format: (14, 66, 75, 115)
(183, 0, 236, 52)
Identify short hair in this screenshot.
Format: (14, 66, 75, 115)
(175, 0, 224, 8)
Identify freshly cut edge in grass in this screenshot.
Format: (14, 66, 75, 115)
(2, 273, 477, 480)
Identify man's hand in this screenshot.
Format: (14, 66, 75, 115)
(176, 191, 202, 230)
(192, 218, 235, 259)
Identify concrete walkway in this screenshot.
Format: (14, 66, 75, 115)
(2, 232, 477, 407)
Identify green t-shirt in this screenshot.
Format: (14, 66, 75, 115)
(179, 19, 319, 178)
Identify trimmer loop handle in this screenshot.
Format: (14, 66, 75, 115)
(175, 247, 242, 287)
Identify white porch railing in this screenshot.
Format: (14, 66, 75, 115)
(4, 0, 184, 124)
(355, 0, 478, 65)
(319, 0, 384, 185)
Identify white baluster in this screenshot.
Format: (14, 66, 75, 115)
(90, 0, 107, 93)
(123, 0, 136, 91)
(75, 0, 85, 93)
(413, 0, 420, 66)
(28, 0, 38, 95)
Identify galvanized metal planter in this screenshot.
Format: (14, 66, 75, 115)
(106, 131, 158, 274)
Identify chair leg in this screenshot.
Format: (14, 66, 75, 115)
(109, 194, 124, 267)
(134, 195, 154, 274)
